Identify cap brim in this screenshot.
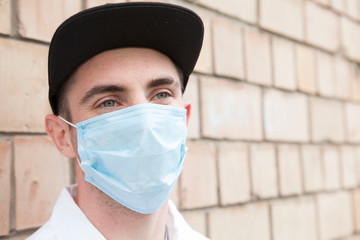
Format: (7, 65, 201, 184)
(48, 2, 204, 114)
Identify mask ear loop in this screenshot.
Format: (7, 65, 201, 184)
(58, 116, 84, 171)
(75, 157, 84, 171)
(58, 116, 77, 128)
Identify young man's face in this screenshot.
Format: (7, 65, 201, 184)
(58, 47, 190, 164)
(66, 47, 186, 123)
(46, 47, 190, 211)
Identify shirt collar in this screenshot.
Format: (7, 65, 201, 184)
(48, 185, 106, 240)
(47, 185, 203, 240)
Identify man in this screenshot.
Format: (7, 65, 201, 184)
(28, 2, 207, 240)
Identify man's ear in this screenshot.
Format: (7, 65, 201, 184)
(184, 101, 191, 126)
(45, 114, 77, 158)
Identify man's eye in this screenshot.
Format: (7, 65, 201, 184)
(101, 100, 116, 107)
(154, 92, 169, 100)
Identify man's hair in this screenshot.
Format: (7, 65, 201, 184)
(56, 75, 73, 121)
(56, 60, 185, 121)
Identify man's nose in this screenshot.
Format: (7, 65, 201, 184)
(127, 92, 149, 107)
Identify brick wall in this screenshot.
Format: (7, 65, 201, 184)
(1, 0, 360, 239)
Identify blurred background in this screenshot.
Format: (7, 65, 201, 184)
(1, 0, 360, 239)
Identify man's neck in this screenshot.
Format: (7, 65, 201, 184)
(75, 178, 168, 240)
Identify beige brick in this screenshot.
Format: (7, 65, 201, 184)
(86, 0, 127, 8)
(264, 89, 309, 142)
(358, 148, 360, 185)
(278, 144, 302, 196)
(341, 17, 360, 62)
(305, 1, 340, 52)
(322, 145, 341, 191)
(350, 63, 360, 101)
(313, 0, 330, 6)
(317, 192, 354, 240)
(0, 140, 11, 236)
(335, 57, 351, 99)
(197, 0, 257, 23)
(218, 142, 250, 205)
(208, 204, 270, 240)
(342, 236, 360, 240)
(316, 51, 336, 97)
(260, 0, 304, 40)
(14, 136, 71, 230)
(272, 37, 296, 90)
(271, 197, 317, 240)
(212, 17, 244, 79)
(127, 0, 164, 2)
(331, 0, 345, 12)
(0, 0, 11, 35)
(250, 143, 278, 199)
(181, 210, 207, 236)
(341, 146, 359, 188)
(346, 103, 360, 143)
(18, 0, 82, 42)
(310, 97, 345, 143)
(193, 8, 213, 74)
(354, 189, 360, 232)
(355, 146, 360, 185)
(183, 75, 200, 139)
(345, 0, 360, 19)
(200, 77, 262, 140)
(180, 141, 217, 209)
(295, 44, 317, 94)
(0, 38, 50, 133)
(301, 145, 323, 193)
(244, 28, 272, 86)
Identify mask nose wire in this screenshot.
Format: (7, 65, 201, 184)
(58, 116, 77, 128)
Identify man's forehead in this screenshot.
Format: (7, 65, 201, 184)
(67, 47, 181, 92)
(73, 47, 177, 77)
(79, 47, 175, 69)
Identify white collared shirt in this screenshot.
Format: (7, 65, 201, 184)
(27, 185, 209, 240)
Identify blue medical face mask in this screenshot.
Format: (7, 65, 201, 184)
(59, 103, 188, 214)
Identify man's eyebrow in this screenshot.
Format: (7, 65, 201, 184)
(80, 84, 125, 105)
(147, 77, 179, 89)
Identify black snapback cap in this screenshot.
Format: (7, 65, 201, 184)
(48, 2, 204, 115)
